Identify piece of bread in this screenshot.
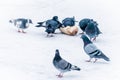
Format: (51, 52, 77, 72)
(60, 26, 78, 36)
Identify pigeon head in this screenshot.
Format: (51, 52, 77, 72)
(28, 19, 33, 24)
(52, 16, 58, 21)
(55, 49, 59, 55)
(54, 49, 62, 61)
(9, 20, 13, 23)
(71, 65, 81, 71)
(81, 34, 92, 46)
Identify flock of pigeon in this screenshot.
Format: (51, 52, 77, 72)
(9, 16, 110, 78)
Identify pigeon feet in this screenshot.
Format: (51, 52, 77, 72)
(47, 34, 54, 37)
(22, 31, 26, 33)
(85, 58, 92, 62)
(17, 30, 26, 33)
(18, 30, 21, 33)
(56, 73, 63, 78)
(91, 37, 96, 41)
(93, 59, 97, 63)
(85, 60, 91, 62)
(85, 58, 98, 63)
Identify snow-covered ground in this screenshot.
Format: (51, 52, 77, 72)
(0, 0, 120, 80)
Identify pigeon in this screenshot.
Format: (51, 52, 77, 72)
(85, 21, 101, 41)
(53, 49, 80, 78)
(79, 18, 93, 33)
(62, 17, 76, 27)
(45, 24, 56, 37)
(81, 34, 110, 63)
(9, 18, 32, 33)
(36, 16, 62, 36)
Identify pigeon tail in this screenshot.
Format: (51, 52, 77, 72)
(36, 22, 46, 27)
(102, 54, 110, 61)
(97, 51, 110, 61)
(71, 65, 81, 71)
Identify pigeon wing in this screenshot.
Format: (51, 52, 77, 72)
(84, 43, 97, 54)
(57, 59, 71, 70)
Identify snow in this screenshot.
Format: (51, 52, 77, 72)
(0, 0, 120, 80)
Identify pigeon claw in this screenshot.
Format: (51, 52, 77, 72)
(85, 60, 91, 62)
(22, 31, 26, 33)
(85, 58, 92, 62)
(56, 73, 63, 78)
(93, 58, 98, 63)
(18, 30, 21, 33)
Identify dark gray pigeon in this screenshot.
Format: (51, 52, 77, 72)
(79, 18, 92, 33)
(81, 34, 110, 63)
(9, 18, 32, 33)
(85, 21, 101, 41)
(36, 16, 62, 37)
(62, 17, 76, 27)
(53, 49, 80, 78)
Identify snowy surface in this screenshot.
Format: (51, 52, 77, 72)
(0, 0, 120, 80)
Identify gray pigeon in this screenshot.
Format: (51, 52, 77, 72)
(9, 18, 32, 33)
(85, 21, 102, 41)
(53, 49, 80, 78)
(62, 17, 75, 27)
(81, 34, 110, 62)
